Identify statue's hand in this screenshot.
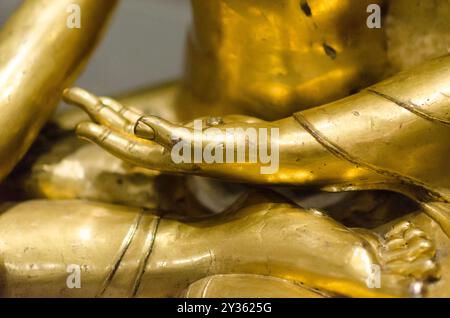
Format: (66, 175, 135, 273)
(63, 87, 192, 172)
(63, 87, 268, 174)
(64, 87, 181, 145)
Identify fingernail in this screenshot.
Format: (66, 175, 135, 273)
(134, 119, 155, 140)
(62, 88, 76, 102)
(62, 88, 70, 96)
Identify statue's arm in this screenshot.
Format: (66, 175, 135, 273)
(0, 0, 117, 182)
(64, 56, 450, 200)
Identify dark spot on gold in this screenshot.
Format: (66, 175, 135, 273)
(323, 43, 337, 60)
(300, 0, 312, 17)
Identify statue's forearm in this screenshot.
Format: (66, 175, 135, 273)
(66, 56, 450, 201)
(0, 0, 117, 182)
(148, 56, 450, 203)
(64, 56, 450, 204)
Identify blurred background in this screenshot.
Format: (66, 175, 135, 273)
(0, 0, 191, 98)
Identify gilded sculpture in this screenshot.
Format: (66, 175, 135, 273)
(0, 0, 449, 298)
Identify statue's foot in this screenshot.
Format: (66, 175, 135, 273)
(357, 220, 439, 297)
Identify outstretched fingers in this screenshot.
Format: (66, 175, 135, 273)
(76, 121, 203, 173)
(76, 121, 154, 166)
(63, 87, 133, 133)
(99, 96, 143, 123)
(98, 95, 180, 146)
(64, 87, 192, 149)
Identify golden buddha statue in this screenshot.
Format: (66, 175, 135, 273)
(0, 0, 449, 298)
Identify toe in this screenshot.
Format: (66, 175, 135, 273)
(384, 237, 435, 263)
(404, 228, 427, 241)
(385, 256, 439, 280)
(385, 221, 411, 240)
(385, 237, 407, 250)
